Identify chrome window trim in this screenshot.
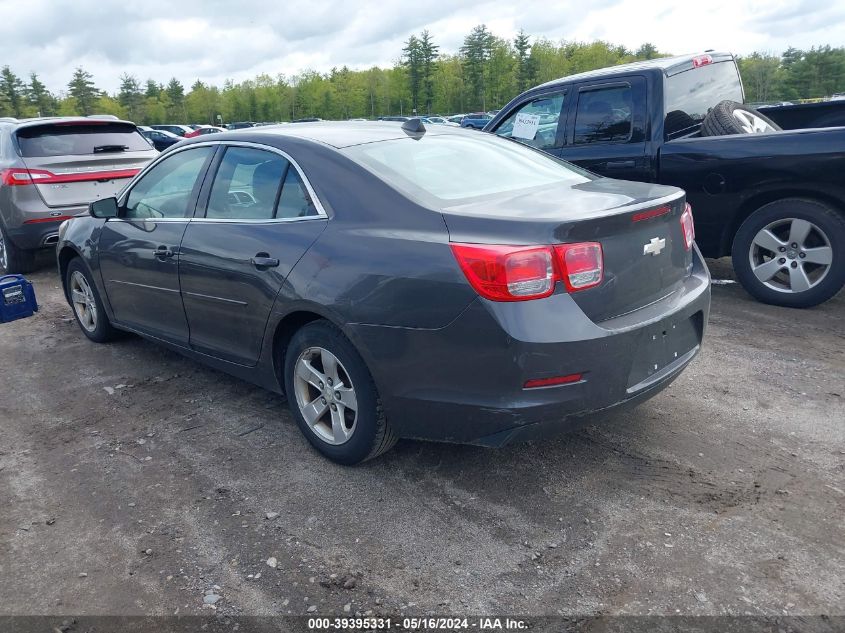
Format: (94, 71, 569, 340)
(117, 140, 329, 224)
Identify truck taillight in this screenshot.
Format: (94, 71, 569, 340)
(450, 241, 604, 302)
(680, 203, 695, 250)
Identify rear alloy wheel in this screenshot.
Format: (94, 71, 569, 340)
(284, 320, 396, 464)
(0, 224, 36, 274)
(701, 100, 782, 136)
(65, 258, 118, 342)
(732, 199, 844, 308)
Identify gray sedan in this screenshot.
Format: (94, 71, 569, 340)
(56, 121, 710, 464)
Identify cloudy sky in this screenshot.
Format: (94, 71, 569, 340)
(2, 0, 843, 93)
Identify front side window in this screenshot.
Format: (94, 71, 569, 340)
(207, 147, 288, 220)
(124, 147, 213, 219)
(494, 93, 565, 150)
(573, 86, 633, 145)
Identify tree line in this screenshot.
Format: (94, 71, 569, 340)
(1, 26, 843, 125)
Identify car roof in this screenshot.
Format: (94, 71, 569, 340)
(216, 120, 467, 149)
(535, 51, 735, 88)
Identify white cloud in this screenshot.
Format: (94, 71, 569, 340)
(0, 0, 841, 93)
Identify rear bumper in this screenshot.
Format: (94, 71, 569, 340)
(4, 206, 88, 250)
(348, 245, 711, 445)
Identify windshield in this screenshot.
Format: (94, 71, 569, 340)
(664, 61, 743, 138)
(16, 122, 153, 157)
(342, 133, 594, 205)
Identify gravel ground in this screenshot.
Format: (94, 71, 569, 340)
(0, 258, 843, 619)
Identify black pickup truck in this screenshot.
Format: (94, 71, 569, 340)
(484, 52, 845, 308)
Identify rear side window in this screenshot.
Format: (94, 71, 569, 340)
(207, 147, 288, 220)
(16, 123, 152, 157)
(573, 86, 633, 145)
(494, 92, 565, 149)
(664, 61, 744, 137)
(276, 168, 318, 219)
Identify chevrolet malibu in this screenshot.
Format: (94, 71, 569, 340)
(56, 121, 710, 464)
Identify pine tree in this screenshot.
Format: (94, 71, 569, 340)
(118, 74, 144, 122)
(68, 67, 99, 115)
(460, 25, 495, 111)
(402, 35, 423, 113)
(26, 73, 56, 117)
(419, 30, 439, 113)
(0, 66, 25, 117)
(514, 30, 536, 92)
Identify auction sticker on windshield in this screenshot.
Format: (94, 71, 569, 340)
(512, 113, 540, 140)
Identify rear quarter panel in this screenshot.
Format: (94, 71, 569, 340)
(658, 128, 845, 257)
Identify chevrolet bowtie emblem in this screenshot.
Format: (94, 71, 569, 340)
(643, 237, 666, 256)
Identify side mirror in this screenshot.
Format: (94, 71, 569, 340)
(89, 197, 120, 219)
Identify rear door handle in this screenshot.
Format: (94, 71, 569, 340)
(153, 246, 174, 259)
(605, 160, 636, 169)
(251, 254, 280, 268)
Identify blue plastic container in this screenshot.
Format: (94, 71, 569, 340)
(0, 274, 39, 323)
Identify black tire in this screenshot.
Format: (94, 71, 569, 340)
(732, 198, 845, 308)
(65, 258, 118, 342)
(701, 100, 782, 137)
(283, 320, 397, 465)
(0, 224, 37, 274)
(664, 109, 697, 136)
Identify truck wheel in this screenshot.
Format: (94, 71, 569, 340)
(732, 199, 844, 308)
(701, 100, 782, 136)
(284, 320, 397, 465)
(0, 224, 36, 274)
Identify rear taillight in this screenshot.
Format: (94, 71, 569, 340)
(1, 167, 139, 186)
(450, 244, 556, 301)
(680, 203, 695, 250)
(555, 243, 603, 292)
(1, 168, 51, 186)
(451, 241, 603, 302)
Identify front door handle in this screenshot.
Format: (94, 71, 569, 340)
(153, 246, 174, 259)
(251, 254, 280, 268)
(605, 160, 636, 169)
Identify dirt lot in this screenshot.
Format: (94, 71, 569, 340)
(1, 258, 843, 619)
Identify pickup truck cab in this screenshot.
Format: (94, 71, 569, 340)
(485, 52, 845, 307)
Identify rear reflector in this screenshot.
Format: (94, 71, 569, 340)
(1, 167, 139, 186)
(632, 205, 671, 222)
(680, 203, 695, 250)
(692, 54, 713, 68)
(23, 215, 75, 224)
(524, 373, 583, 389)
(451, 241, 604, 301)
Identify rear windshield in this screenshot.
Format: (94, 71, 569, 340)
(664, 61, 744, 138)
(342, 133, 593, 205)
(16, 123, 152, 157)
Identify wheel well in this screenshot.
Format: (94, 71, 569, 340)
(272, 311, 325, 392)
(57, 247, 80, 300)
(723, 190, 845, 255)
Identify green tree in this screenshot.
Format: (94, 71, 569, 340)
(514, 30, 536, 93)
(68, 67, 99, 115)
(636, 43, 660, 60)
(165, 78, 185, 121)
(26, 73, 56, 117)
(118, 74, 144, 122)
(460, 24, 495, 111)
(0, 66, 26, 117)
(738, 53, 782, 102)
(419, 30, 439, 113)
(402, 34, 423, 113)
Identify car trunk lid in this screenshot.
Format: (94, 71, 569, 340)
(441, 178, 692, 322)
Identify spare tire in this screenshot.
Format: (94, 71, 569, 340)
(701, 100, 782, 136)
